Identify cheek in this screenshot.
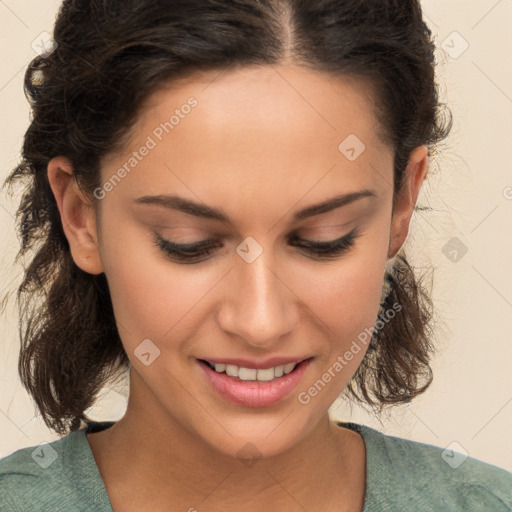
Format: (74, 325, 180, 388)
(100, 226, 213, 351)
(296, 244, 387, 338)
(292, 253, 387, 409)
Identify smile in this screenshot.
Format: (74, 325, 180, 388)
(202, 360, 299, 381)
(197, 357, 312, 407)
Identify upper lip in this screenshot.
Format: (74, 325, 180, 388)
(198, 356, 311, 369)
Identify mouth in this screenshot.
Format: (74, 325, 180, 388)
(198, 359, 306, 382)
(197, 357, 313, 407)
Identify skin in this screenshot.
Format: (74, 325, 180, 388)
(47, 64, 428, 511)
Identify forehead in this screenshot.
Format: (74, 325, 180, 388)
(100, 65, 394, 218)
(138, 64, 388, 147)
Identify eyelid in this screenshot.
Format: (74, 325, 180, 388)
(153, 233, 219, 252)
(153, 227, 360, 263)
(289, 226, 358, 246)
(298, 221, 354, 234)
(155, 228, 357, 249)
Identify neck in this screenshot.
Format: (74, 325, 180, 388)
(87, 375, 365, 511)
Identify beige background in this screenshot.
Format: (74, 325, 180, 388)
(1, 1, 511, 471)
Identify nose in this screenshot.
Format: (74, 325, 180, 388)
(216, 249, 299, 349)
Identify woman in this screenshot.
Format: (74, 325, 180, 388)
(1, 0, 511, 511)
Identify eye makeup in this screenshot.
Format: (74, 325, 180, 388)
(152, 227, 360, 264)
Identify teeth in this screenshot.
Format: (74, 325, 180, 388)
(225, 364, 239, 377)
(238, 368, 257, 381)
(255, 367, 275, 381)
(207, 361, 298, 381)
(283, 363, 296, 374)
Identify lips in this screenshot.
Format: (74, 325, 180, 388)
(197, 357, 312, 407)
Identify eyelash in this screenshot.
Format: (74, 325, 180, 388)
(153, 228, 359, 264)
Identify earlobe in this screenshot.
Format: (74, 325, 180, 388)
(387, 146, 429, 259)
(47, 156, 104, 275)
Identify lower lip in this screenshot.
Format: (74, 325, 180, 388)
(198, 359, 311, 408)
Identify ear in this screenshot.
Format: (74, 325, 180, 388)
(388, 145, 429, 259)
(47, 156, 104, 275)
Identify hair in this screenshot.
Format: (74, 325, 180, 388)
(2, 0, 452, 436)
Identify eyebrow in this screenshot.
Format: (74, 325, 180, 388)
(133, 189, 376, 224)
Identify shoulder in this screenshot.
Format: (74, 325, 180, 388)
(0, 422, 115, 511)
(342, 422, 512, 511)
(0, 426, 111, 512)
(0, 434, 71, 511)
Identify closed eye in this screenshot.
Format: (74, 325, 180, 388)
(289, 227, 359, 258)
(152, 227, 360, 264)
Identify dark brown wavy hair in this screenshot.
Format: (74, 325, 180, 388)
(2, 0, 452, 435)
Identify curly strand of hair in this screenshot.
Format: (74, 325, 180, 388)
(344, 252, 436, 414)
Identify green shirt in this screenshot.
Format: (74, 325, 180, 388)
(1, 420, 511, 511)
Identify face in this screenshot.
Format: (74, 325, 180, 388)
(49, 64, 427, 459)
